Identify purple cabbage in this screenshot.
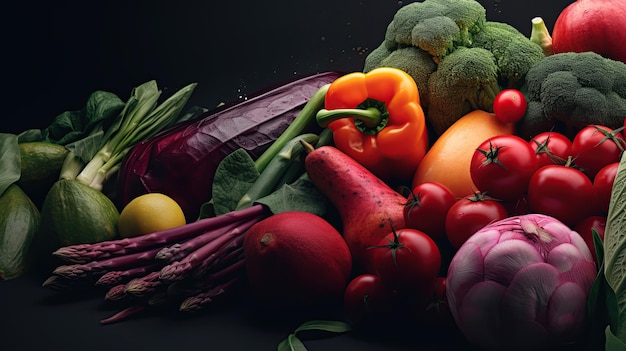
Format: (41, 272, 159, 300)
(117, 72, 342, 221)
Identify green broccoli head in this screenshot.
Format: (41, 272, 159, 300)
(384, 0, 486, 61)
(518, 51, 626, 139)
(364, 44, 437, 109)
(426, 46, 500, 134)
(471, 21, 545, 88)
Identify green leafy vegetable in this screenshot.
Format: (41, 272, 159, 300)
(604, 151, 626, 348)
(256, 174, 328, 216)
(277, 320, 352, 351)
(60, 80, 197, 191)
(25, 90, 126, 145)
(211, 148, 260, 216)
(0, 133, 20, 196)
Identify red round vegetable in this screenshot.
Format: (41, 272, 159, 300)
(551, 0, 626, 64)
(527, 164, 594, 227)
(371, 226, 441, 293)
(343, 273, 395, 325)
(445, 192, 509, 250)
(574, 215, 606, 264)
(470, 135, 538, 201)
(592, 162, 619, 216)
(492, 89, 527, 123)
(529, 131, 572, 168)
(403, 182, 456, 241)
(570, 125, 625, 180)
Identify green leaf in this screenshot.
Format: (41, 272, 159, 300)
(276, 320, 352, 351)
(606, 326, 626, 351)
(276, 334, 307, 351)
(604, 152, 626, 342)
(256, 174, 328, 216)
(211, 148, 259, 216)
(17, 129, 43, 143)
(0, 133, 20, 196)
(587, 239, 609, 349)
(294, 320, 352, 335)
(42, 90, 125, 145)
(65, 130, 106, 164)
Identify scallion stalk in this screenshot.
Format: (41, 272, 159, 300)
(74, 80, 197, 190)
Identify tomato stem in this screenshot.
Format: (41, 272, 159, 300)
(368, 219, 403, 267)
(476, 140, 507, 170)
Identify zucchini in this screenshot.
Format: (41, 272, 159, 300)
(17, 141, 69, 208)
(0, 184, 40, 280)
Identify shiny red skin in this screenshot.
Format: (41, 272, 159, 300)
(403, 182, 457, 241)
(470, 135, 538, 201)
(528, 131, 573, 168)
(445, 194, 509, 250)
(528, 165, 594, 227)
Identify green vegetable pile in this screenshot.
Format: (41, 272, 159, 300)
(517, 51, 626, 139)
(363, 0, 545, 134)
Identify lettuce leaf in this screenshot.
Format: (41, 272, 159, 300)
(604, 151, 626, 346)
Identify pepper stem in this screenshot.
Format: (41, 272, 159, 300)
(315, 98, 390, 135)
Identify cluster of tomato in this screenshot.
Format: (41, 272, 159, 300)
(342, 119, 625, 330)
(468, 124, 624, 258)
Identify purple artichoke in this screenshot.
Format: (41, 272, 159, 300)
(446, 213, 597, 350)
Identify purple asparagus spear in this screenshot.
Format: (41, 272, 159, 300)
(179, 277, 239, 312)
(158, 216, 258, 282)
(52, 246, 162, 280)
(53, 204, 267, 264)
(124, 271, 162, 298)
(95, 262, 164, 287)
(154, 220, 242, 263)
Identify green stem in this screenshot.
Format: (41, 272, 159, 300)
(316, 107, 382, 129)
(530, 17, 553, 56)
(58, 151, 85, 181)
(316, 98, 389, 135)
(253, 84, 330, 173)
(236, 133, 319, 210)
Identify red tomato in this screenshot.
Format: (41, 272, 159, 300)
(445, 192, 509, 250)
(528, 131, 572, 168)
(470, 135, 538, 201)
(403, 182, 457, 241)
(371, 227, 441, 293)
(593, 162, 619, 216)
(527, 165, 594, 227)
(343, 273, 395, 326)
(574, 216, 606, 264)
(493, 89, 527, 123)
(570, 125, 625, 179)
(416, 276, 455, 328)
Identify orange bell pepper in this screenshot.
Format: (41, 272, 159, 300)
(316, 67, 429, 184)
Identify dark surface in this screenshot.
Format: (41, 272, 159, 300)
(2, 1, 576, 350)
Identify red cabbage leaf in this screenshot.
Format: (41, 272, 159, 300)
(117, 71, 342, 221)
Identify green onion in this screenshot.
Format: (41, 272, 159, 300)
(72, 80, 197, 190)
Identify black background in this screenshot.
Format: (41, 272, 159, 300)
(2, 1, 577, 350)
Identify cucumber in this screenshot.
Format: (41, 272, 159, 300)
(0, 184, 41, 280)
(17, 141, 69, 208)
(39, 179, 120, 252)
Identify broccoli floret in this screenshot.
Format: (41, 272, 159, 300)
(362, 0, 549, 136)
(472, 21, 545, 88)
(384, 0, 486, 62)
(518, 51, 626, 139)
(365, 44, 437, 109)
(427, 47, 500, 134)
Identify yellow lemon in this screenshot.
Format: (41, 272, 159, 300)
(117, 193, 186, 238)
